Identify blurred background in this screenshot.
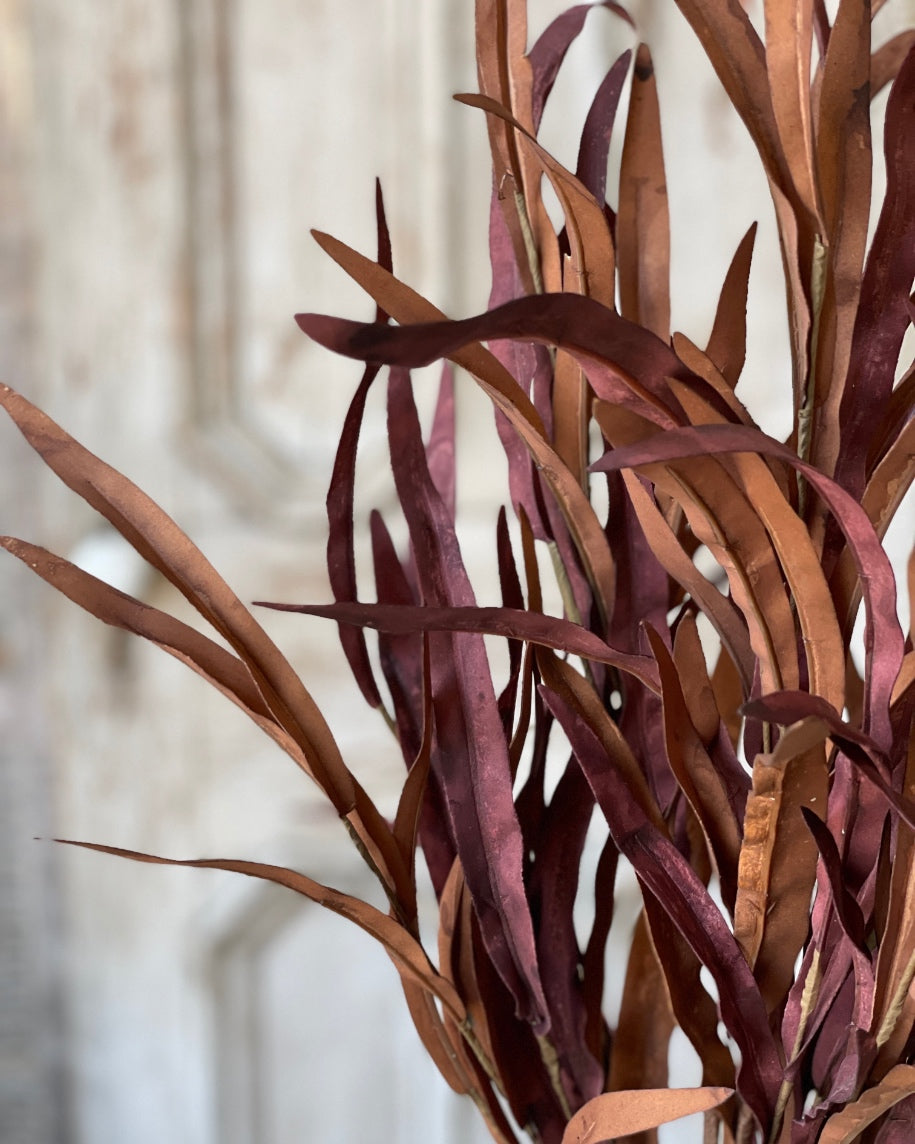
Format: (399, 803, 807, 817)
(0, 1, 912, 1141)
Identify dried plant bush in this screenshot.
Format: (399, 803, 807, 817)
(3, 1, 915, 1141)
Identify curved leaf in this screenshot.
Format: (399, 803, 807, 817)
(254, 600, 661, 693)
(56, 840, 466, 1021)
(560, 1086, 733, 1144)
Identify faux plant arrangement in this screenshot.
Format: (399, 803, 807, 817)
(3, 0, 915, 1141)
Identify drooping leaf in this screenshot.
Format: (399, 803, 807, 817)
(57, 840, 466, 1021)
(254, 600, 661, 693)
(0, 387, 360, 818)
(560, 1086, 733, 1144)
(816, 1065, 915, 1143)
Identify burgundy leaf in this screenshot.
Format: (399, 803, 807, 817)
(296, 294, 700, 424)
(326, 365, 385, 709)
(540, 683, 783, 1129)
(426, 363, 457, 518)
(575, 50, 632, 203)
(255, 600, 662, 694)
(838, 46, 915, 502)
(528, 2, 635, 132)
(528, 760, 604, 1106)
(385, 367, 549, 1033)
(801, 806, 868, 951)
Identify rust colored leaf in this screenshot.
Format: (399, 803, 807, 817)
(706, 222, 758, 389)
(600, 410, 800, 700)
(608, 910, 676, 1124)
(671, 335, 758, 428)
(734, 718, 830, 1011)
(617, 44, 670, 340)
(764, 0, 822, 226)
(648, 625, 745, 913)
(667, 378, 846, 714)
(456, 93, 617, 306)
(872, 735, 915, 1051)
(0, 388, 359, 817)
(673, 0, 788, 195)
(475, 0, 538, 295)
(816, 1065, 915, 1143)
(561, 1088, 734, 1144)
(58, 840, 466, 1022)
(611, 465, 755, 692)
(1, 538, 271, 718)
(399, 979, 469, 1096)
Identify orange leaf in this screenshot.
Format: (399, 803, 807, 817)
(561, 1086, 733, 1144)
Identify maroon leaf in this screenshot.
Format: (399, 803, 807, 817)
(528, 760, 604, 1106)
(254, 600, 661, 693)
(800, 806, 868, 951)
(838, 46, 915, 502)
(541, 683, 783, 1129)
(296, 294, 697, 425)
(528, 2, 635, 132)
(385, 367, 549, 1033)
(326, 365, 385, 709)
(575, 50, 632, 203)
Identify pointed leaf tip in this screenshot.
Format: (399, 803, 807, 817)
(560, 1086, 733, 1144)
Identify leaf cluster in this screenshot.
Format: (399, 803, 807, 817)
(3, 1, 914, 1142)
